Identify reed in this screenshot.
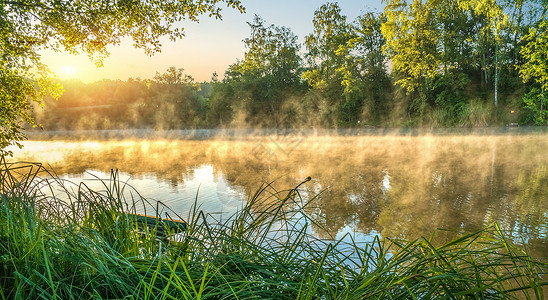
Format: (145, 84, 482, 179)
(0, 158, 546, 299)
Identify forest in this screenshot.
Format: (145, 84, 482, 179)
(34, 1, 548, 130)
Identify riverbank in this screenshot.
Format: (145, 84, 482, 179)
(23, 126, 548, 141)
(1, 160, 546, 299)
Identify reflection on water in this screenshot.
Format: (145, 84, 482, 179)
(8, 129, 548, 257)
(55, 166, 246, 217)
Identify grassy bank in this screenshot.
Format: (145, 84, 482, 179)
(0, 159, 546, 299)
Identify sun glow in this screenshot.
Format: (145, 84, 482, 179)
(58, 65, 78, 78)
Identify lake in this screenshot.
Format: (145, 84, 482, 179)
(7, 128, 548, 257)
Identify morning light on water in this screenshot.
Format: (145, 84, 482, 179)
(9, 130, 548, 254)
(2, 0, 548, 298)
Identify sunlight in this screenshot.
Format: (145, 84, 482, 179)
(59, 65, 78, 78)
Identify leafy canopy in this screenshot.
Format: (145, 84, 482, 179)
(519, 11, 548, 124)
(0, 0, 244, 155)
(302, 2, 350, 89)
(520, 18, 548, 90)
(226, 15, 301, 83)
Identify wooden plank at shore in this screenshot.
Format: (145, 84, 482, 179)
(127, 213, 186, 237)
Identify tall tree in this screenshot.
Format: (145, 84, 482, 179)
(303, 2, 365, 127)
(338, 13, 387, 95)
(381, 0, 443, 118)
(460, 0, 507, 107)
(382, 0, 519, 123)
(519, 11, 548, 124)
(302, 2, 351, 89)
(220, 15, 302, 127)
(0, 0, 244, 155)
(336, 12, 390, 125)
(235, 15, 301, 85)
(149, 67, 199, 129)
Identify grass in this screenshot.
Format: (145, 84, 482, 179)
(0, 157, 546, 299)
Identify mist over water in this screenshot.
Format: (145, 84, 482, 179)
(9, 128, 548, 257)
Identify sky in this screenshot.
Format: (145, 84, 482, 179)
(41, 1, 384, 83)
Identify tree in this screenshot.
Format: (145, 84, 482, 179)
(337, 13, 387, 95)
(150, 67, 200, 129)
(336, 12, 390, 125)
(459, 0, 508, 107)
(519, 15, 548, 124)
(219, 15, 302, 127)
(0, 0, 244, 155)
(302, 2, 351, 90)
(381, 0, 444, 118)
(0, 66, 61, 155)
(303, 2, 363, 127)
(236, 15, 301, 85)
(381, 0, 515, 124)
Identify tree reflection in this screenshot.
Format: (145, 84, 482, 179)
(10, 134, 548, 257)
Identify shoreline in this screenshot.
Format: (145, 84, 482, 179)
(24, 126, 548, 141)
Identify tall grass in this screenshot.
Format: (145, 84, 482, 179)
(0, 158, 546, 299)
(459, 99, 493, 127)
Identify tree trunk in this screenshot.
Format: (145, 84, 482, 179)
(494, 23, 498, 108)
(482, 51, 489, 89)
(512, 4, 523, 65)
(542, 86, 545, 113)
(494, 51, 498, 108)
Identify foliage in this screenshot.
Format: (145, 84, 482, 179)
(0, 67, 61, 155)
(0, 0, 244, 154)
(5, 0, 548, 133)
(149, 67, 201, 129)
(211, 15, 305, 128)
(382, 0, 440, 95)
(382, 0, 492, 118)
(303, 3, 391, 127)
(522, 87, 548, 124)
(302, 2, 350, 89)
(519, 14, 548, 123)
(34, 68, 206, 130)
(380, 0, 547, 124)
(234, 15, 302, 85)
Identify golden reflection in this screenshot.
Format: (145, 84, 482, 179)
(9, 134, 548, 257)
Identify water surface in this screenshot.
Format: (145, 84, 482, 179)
(9, 128, 548, 257)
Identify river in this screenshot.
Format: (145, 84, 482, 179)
(7, 128, 548, 257)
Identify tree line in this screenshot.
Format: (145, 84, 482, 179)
(35, 1, 548, 130)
